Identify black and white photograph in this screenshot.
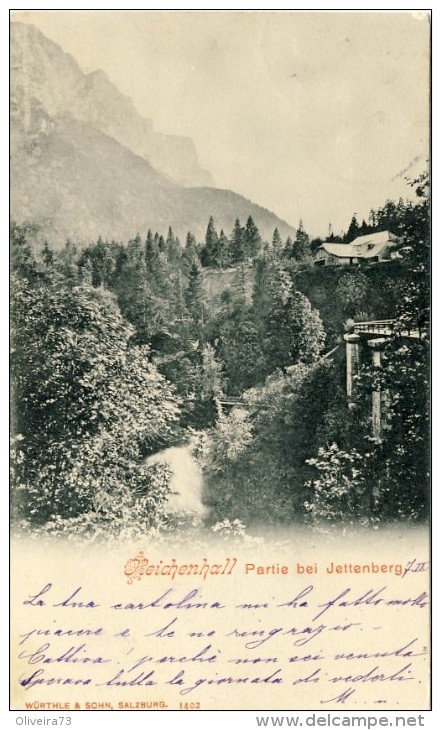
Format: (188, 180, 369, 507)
(9, 9, 431, 714)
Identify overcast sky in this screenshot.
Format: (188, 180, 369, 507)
(13, 10, 430, 237)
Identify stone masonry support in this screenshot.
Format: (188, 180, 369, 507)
(367, 337, 387, 441)
(343, 333, 361, 398)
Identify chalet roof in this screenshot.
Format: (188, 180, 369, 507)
(350, 230, 399, 247)
(319, 230, 400, 259)
(321, 243, 355, 257)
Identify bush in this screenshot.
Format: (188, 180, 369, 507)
(304, 443, 369, 524)
(11, 273, 182, 529)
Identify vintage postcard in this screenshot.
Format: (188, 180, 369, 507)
(10, 10, 430, 713)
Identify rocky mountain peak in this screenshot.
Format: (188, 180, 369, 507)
(10, 20, 295, 248)
(10, 21, 213, 187)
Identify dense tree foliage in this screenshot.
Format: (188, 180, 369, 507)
(10, 173, 430, 536)
(305, 174, 430, 524)
(11, 238, 182, 535)
(199, 360, 346, 524)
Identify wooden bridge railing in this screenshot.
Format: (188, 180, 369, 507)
(353, 319, 422, 340)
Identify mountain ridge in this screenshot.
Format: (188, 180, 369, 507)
(11, 21, 213, 188)
(10, 21, 296, 247)
(11, 113, 296, 246)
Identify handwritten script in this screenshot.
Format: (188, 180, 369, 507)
(13, 573, 430, 710)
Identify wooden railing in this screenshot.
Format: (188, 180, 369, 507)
(353, 319, 422, 339)
(353, 320, 395, 335)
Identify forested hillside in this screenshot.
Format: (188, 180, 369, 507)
(10, 176, 429, 540)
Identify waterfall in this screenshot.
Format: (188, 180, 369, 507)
(145, 445, 207, 517)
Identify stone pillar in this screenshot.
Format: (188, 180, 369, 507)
(367, 338, 387, 441)
(343, 333, 361, 398)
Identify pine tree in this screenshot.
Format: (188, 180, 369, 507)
(283, 236, 293, 259)
(158, 235, 166, 254)
(359, 219, 369, 236)
(345, 214, 360, 242)
(41, 240, 54, 269)
(291, 220, 310, 261)
(262, 268, 325, 373)
(145, 229, 159, 265)
(129, 233, 143, 254)
(231, 219, 245, 264)
(217, 229, 231, 268)
(166, 226, 181, 265)
(272, 228, 283, 259)
(185, 231, 198, 253)
(57, 239, 80, 284)
(145, 229, 167, 296)
(185, 263, 204, 323)
(200, 216, 219, 267)
(181, 231, 199, 273)
(244, 216, 262, 259)
(10, 222, 39, 280)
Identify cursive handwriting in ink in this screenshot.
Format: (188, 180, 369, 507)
(23, 584, 52, 607)
(144, 617, 178, 638)
(19, 669, 93, 690)
(402, 559, 430, 579)
(313, 587, 429, 621)
(321, 687, 356, 704)
(124, 643, 219, 674)
(15, 576, 429, 708)
(18, 642, 111, 665)
(226, 626, 283, 649)
(329, 662, 414, 684)
(168, 667, 284, 696)
(19, 626, 104, 645)
(277, 586, 314, 608)
(23, 584, 99, 610)
(111, 587, 225, 611)
(292, 667, 321, 685)
(284, 623, 326, 647)
(53, 587, 99, 609)
(226, 620, 356, 651)
(334, 638, 427, 661)
(97, 670, 157, 687)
